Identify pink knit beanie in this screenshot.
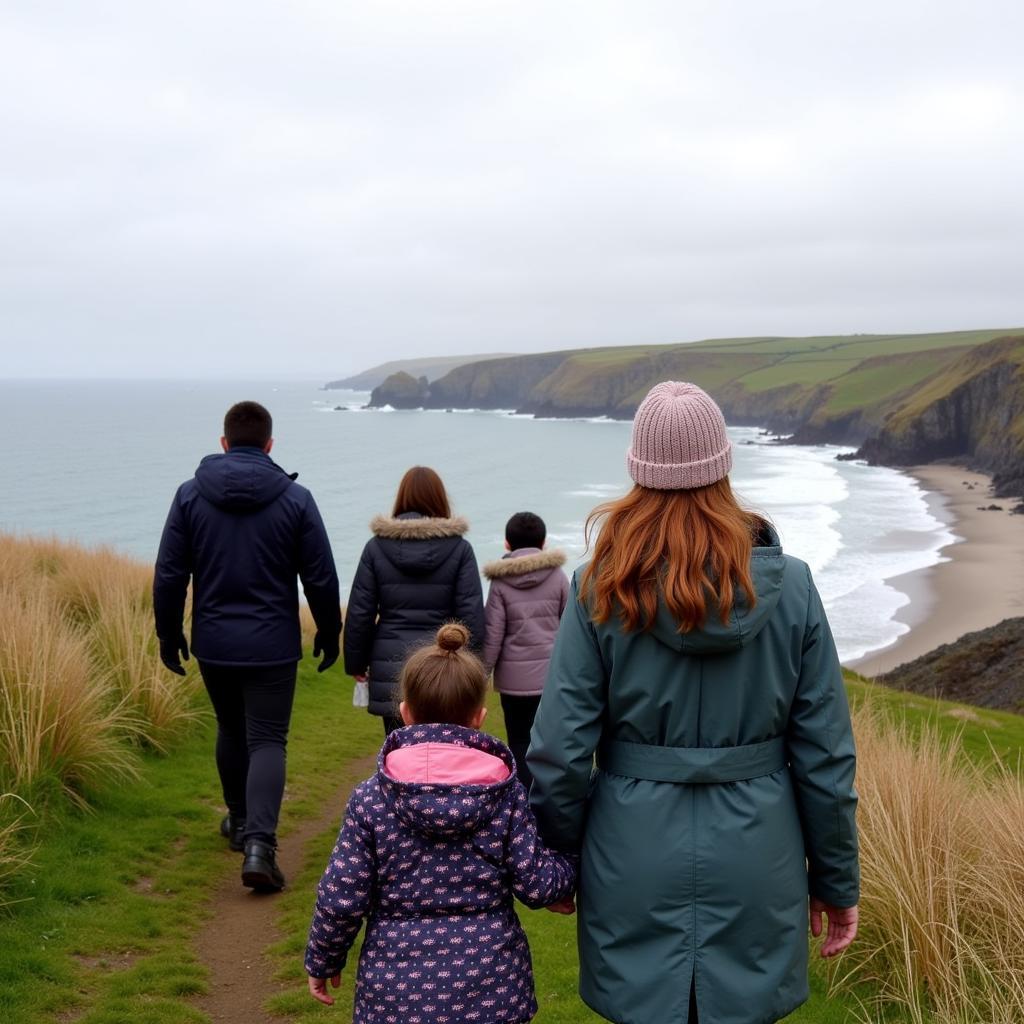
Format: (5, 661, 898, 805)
(627, 381, 733, 490)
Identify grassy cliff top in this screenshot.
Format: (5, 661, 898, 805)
(344, 328, 1022, 398)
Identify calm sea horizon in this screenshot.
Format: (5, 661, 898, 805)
(0, 378, 954, 664)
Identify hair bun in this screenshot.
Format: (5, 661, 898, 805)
(436, 622, 470, 653)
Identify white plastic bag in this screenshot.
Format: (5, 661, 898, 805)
(352, 679, 370, 707)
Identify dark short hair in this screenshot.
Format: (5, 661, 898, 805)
(223, 401, 272, 449)
(393, 466, 451, 519)
(506, 511, 546, 550)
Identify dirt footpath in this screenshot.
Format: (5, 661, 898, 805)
(194, 758, 375, 1024)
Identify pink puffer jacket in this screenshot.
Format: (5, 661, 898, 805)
(482, 548, 570, 697)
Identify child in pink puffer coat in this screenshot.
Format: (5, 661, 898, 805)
(483, 512, 569, 789)
(305, 622, 577, 1023)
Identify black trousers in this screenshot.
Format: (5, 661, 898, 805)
(199, 660, 297, 846)
(500, 693, 542, 791)
(382, 714, 404, 736)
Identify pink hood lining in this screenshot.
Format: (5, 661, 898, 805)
(384, 742, 511, 785)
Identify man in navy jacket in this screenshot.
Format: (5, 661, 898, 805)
(154, 400, 341, 891)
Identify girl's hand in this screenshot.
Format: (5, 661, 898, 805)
(809, 897, 858, 957)
(545, 897, 576, 915)
(308, 973, 341, 1005)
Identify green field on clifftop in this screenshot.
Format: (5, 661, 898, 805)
(366, 328, 1023, 440)
(360, 325, 1024, 494)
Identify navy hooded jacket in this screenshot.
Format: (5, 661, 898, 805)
(343, 513, 485, 716)
(154, 447, 341, 666)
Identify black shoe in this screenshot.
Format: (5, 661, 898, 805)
(219, 814, 246, 853)
(241, 839, 285, 892)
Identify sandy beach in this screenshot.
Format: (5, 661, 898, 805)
(850, 465, 1024, 677)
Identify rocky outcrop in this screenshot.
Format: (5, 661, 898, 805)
(878, 617, 1024, 713)
(368, 371, 430, 409)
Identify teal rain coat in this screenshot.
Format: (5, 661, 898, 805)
(527, 530, 858, 1024)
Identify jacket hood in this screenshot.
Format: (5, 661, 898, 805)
(370, 513, 469, 576)
(482, 548, 568, 589)
(649, 523, 786, 656)
(378, 724, 515, 838)
(193, 448, 294, 512)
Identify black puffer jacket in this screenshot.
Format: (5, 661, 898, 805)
(154, 447, 341, 666)
(343, 513, 485, 716)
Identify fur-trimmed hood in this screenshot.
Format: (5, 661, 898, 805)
(370, 513, 470, 540)
(368, 512, 470, 577)
(483, 547, 568, 590)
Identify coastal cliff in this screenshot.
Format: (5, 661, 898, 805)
(854, 336, 1024, 496)
(365, 329, 1024, 488)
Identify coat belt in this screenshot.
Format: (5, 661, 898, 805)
(597, 735, 787, 784)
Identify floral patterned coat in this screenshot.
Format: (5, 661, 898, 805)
(305, 723, 577, 1023)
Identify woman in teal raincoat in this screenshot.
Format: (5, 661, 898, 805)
(527, 382, 859, 1024)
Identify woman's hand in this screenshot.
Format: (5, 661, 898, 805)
(308, 973, 341, 1005)
(353, 674, 367, 683)
(545, 897, 577, 915)
(809, 897, 858, 957)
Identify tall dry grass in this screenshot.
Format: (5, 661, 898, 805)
(299, 601, 318, 648)
(0, 534, 201, 805)
(839, 703, 1024, 1022)
(0, 585, 139, 804)
(85, 593, 200, 751)
(0, 793, 34, 902)
(299, 599, 347, 652)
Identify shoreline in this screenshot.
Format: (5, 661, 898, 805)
(849, 464, 1024, 677)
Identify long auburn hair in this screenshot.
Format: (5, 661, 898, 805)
(393, 466, 451, 519)
(579, 479, 759, 634)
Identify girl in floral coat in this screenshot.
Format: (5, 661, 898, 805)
(305, 622, 577, 1023)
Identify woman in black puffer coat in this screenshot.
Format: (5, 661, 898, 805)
(343, 466, 485, 734)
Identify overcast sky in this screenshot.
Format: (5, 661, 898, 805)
(2, 0, 1023, 379)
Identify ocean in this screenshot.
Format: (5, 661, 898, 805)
(0, 378, 954, 664)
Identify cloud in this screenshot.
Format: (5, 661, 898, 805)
(1, 0, 1023, 377)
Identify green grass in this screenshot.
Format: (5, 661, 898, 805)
(687, 329, 1014, 399)
(564, 345, 678, 365)
(845, 674, 1024, 769)
(3, 661, 1022, 1024)
(685, 328, 1017, 358)
(261, 687, 867, 1023)
(0, 663, 383, 1024)
(0, 700, 221, 1024)
(737, 359, 862, 392)
(814, 349, 971, 416)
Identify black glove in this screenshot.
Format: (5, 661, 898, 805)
(313, 631, 340, 673)
(159, 634, 190, 676)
